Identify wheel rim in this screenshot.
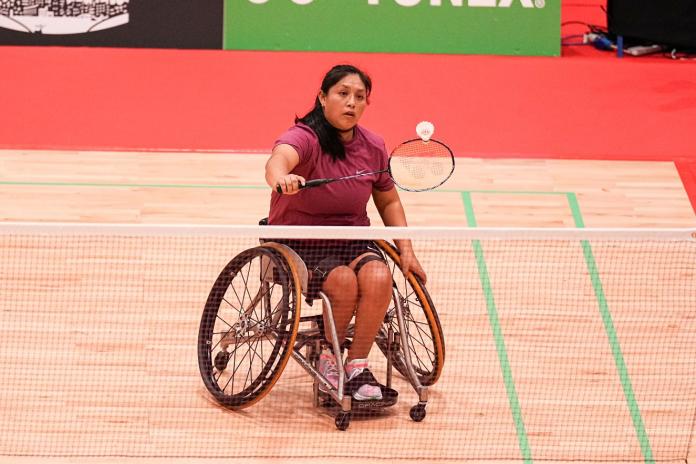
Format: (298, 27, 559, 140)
(375, 240, 444, 386)
(198, 247, 300, 408)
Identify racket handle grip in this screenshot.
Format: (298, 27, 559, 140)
(303, 178, 332, 189)
(275, 178, 332, 194)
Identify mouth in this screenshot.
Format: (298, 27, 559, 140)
(344, 111, 356, 118)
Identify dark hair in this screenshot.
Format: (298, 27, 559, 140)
(295, 64, 372, 162)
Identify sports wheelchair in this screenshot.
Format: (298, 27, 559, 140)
(197, 227, 445, 430)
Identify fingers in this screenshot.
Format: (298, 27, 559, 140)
(275, 175, 306, 195)
(413, 265, 427, 285)
(400, 254, 427, 285)
(404, 262, 427, 284)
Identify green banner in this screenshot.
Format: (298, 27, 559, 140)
(224, 0, 560, 56)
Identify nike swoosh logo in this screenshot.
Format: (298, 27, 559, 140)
(355, 169, 367, 175)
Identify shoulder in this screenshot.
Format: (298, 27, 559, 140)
(276, 122, 318, 145)
(283, 123, 318, 141)
(275, 123, 320, 160)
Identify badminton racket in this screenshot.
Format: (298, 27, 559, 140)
(276, 121, 454, 194)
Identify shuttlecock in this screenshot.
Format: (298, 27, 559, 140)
(416, 120, 434, 142)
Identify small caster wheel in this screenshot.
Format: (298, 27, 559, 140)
(335, 412, 351, 431)
(214, 351, 230, 372)
(409, 403, 426, 422)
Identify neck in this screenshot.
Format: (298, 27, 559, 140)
(339, 127, 355, 142)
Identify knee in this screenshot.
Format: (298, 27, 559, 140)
(357, 261, 392, 296)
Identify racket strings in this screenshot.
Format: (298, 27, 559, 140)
(389, 140, 454, 191)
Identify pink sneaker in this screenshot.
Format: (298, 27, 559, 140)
(345, 359, 383, 400)
(318, 352, 339, 392)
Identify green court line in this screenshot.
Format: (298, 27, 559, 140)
(567, 192, 655, 464)
(0, 181, 267, 189)
(462, 189, 654, 464)
(462, 191, 533, 464)
(1, 180, 575, 196)
(442, 188, 572, 196)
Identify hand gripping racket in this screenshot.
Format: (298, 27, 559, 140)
(276, 121, 454, 194)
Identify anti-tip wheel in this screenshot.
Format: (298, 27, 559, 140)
(214, 351, 230, 372)
(409, 403, 426, 422)
(335, 412, 351, 431)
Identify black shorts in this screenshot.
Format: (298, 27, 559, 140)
(272, 239, 384, 301)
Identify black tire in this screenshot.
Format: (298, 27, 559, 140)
(335, 412, 351, 431)
(374, 240, 445, 387)
(409, 403, 427, 422)
(197, 245, 301, 409)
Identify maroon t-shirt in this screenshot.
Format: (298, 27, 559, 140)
(268, 123, 394, 226)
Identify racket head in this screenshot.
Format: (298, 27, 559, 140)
(387, 138, 455, 192)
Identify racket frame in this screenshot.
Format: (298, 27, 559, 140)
(275, 138, 455, 194)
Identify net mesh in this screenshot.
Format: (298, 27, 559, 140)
(1, 223, 695, 462)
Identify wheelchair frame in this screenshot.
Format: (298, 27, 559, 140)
(197, 239, 445, 430)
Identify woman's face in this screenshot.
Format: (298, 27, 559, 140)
(319, 73, 368, 136)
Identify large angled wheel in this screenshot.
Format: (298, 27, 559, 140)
(375, 240, 445, 387)
(197, 244, 301, 409)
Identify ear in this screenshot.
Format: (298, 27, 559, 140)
(318, 91, 327, 109)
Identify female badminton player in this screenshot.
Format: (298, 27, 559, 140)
(265, 64, 427, 402)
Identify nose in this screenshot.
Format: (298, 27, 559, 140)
(346, 94, 356, 108)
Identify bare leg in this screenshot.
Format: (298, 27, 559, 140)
(321, 265, 358, 348)
(346, 259, 392, 362)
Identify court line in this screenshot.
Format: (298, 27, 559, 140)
(0, 181, 267, 189)
(567, 192, 655, 464)
(462, 191, 533, 464)
(441, 189, 572, 195)
(462, 190, 656, 464)
(0, 180, 574, 199)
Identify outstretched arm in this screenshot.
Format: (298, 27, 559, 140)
(265, 144, 305, 195)
(372, 187, 427, 284)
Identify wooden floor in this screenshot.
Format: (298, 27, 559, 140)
(1, 150, 695, 464)
(1, 150, 695, 227)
